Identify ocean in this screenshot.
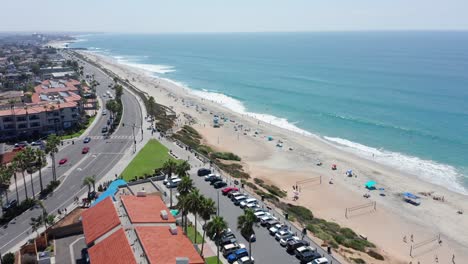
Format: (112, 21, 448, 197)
(69, 32, 468, 194)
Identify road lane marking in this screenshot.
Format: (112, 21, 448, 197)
(69, 237, 85, 264)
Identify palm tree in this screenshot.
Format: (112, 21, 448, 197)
(13, 151, 28, 199)
(45, 134, 60, 182)
(206, 216, 228, 264)
(177, 176, 194, 197)
(162, 159, 177, 179)
(35, 149, 46, 193)
(0, 164, 11, 205)
(8, 161, 20, 202)
(82, 176, 95, 200)
(23, 147, 36, 197)
(176, 194, 190, 232)
(30, 216, 42, 237)
(175, 160, 191, 178)
(186, 189, 202, 244)
(199, 197, 217, 256)
(237, 209, 257, 257)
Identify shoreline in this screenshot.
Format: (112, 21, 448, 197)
(77, 50, 468, 264)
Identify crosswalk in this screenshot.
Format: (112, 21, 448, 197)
(88, 135, 134, 139)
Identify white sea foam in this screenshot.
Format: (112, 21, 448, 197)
(324, 136, 468, 195)
(113, 56, 175, 75)
(182, 86, 467, 195)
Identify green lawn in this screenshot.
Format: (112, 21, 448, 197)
(121, 139, 174, 181)
(186, 225, 204, 244)
(61, 116, 96, 140)
(204, 256, 221, 264)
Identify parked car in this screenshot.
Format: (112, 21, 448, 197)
(245, 203, 260, 210)
(280, 235, 299, 247)
(222, 187, 239, 195)
(218, 236, 237, 247)
(101, 127, 108, 133)
(233, 195, 248, 206)
(2, 199, 17, 212)
(269, 224, 288, 236)
(214, 181, 228, 189)
(300, 251, 321, 263)
(83, 137, 91, 143)
(166, 178, 182, 188)
(197, 168, 212, 176)
(14, 141, 28, 147)
(240, 198, 257, 209)
(82, 147, 90, 154)
(233, 256, 254, 264)
(59, 158, 68, 165)
(163, 176, 179, 184)
(209, 176, 223, 185)
(102, 110, 107, 115)
(275, 230, 292, 241)
(30, 141, 43, 146)
(287, 240, 310, 253)
(204, 174, 217, 182)
(295, 246, 317, 261)
(260, 215, 274, 226)
(227, 248, 249, 264)
(81, 248, 90, 264)
(264, 218, 280, 228)
(312, 257, 329, 264)
(222, 243, 245, 258)
(229, 191, 243, 200)
(254, 211, 268, 221)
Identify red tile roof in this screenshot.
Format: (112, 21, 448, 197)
(82, 197, 121, 245)
(136, 226, 204, 264)
(0, 151, 17, 165)
(121, 195, 176, 223)
(88, 228, 136, 264)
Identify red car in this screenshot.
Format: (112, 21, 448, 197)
(82, 147, 90, 154)
(222, 187, 239, 196)
(59, 158, 68, 165)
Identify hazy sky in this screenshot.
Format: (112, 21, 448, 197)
(2, 0, 468, 33)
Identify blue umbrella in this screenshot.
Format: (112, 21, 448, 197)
(365, 181, 376, 189)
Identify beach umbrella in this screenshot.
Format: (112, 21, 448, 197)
(365, 181, 376, 189)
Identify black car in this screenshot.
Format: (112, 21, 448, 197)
(81, 248, 90, 264)
(210, 177, 223, 185)
(101, 127, 108, 133)
(299, 251, 321, 263)
(287, 240, 310, 253)
(213, 181, 228, 189)
(2, 199, 17, 212)
(218, 236, 237, 247)
(197, 168, 212, 176)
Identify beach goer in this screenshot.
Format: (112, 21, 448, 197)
(435, 255, 438, 263)
(452, 254, 455, 263)
(403, 235, 407, 243)
(411, 234, 414, 242)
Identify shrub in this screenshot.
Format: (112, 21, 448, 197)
(2, 252, 15, 264)
(350, 258, 366, 264)
(253, 178, 264, 185)
(210, 152, 241, 161)
(284, 204, 313, 223)
(40, 180, 61, 198)
(197, 145, 213, 155)
(367, 250, 384, 260)
(340, 227, 357, 239)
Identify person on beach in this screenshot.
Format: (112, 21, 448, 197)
(403, 235, 407, 243)
(411, 234, 414, 242)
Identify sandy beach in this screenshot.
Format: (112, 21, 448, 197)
(77, 49, 468, 264)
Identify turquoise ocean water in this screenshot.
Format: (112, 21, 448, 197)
(69, 32, 468, 194)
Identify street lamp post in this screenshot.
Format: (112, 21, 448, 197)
(249, 234, 256, 261)
(217, 190, 220, 216)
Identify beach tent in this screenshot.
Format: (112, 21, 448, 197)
(91, 179, 127, 206)
(267, 136, 273, 141)
(365, 180, 377, 190)
(346, 170, 353, 176)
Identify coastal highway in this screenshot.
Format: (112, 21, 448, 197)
(0, 52, 142, 255)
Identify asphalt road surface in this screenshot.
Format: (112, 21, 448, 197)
(0, 51, 142, 255)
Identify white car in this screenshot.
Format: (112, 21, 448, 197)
(268, 224, 287, 236)
(275, 230, 292, 241)
(245, 203, 260, 210)
(253, 211, 267, 220)
(240, 198, 257, 208)
(260, 215, 277, 226)
(163, 176, 179, 184)
(311, 257, 329, 264)
(280, 235, 299, 247)
(233, 256, 254, 264)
